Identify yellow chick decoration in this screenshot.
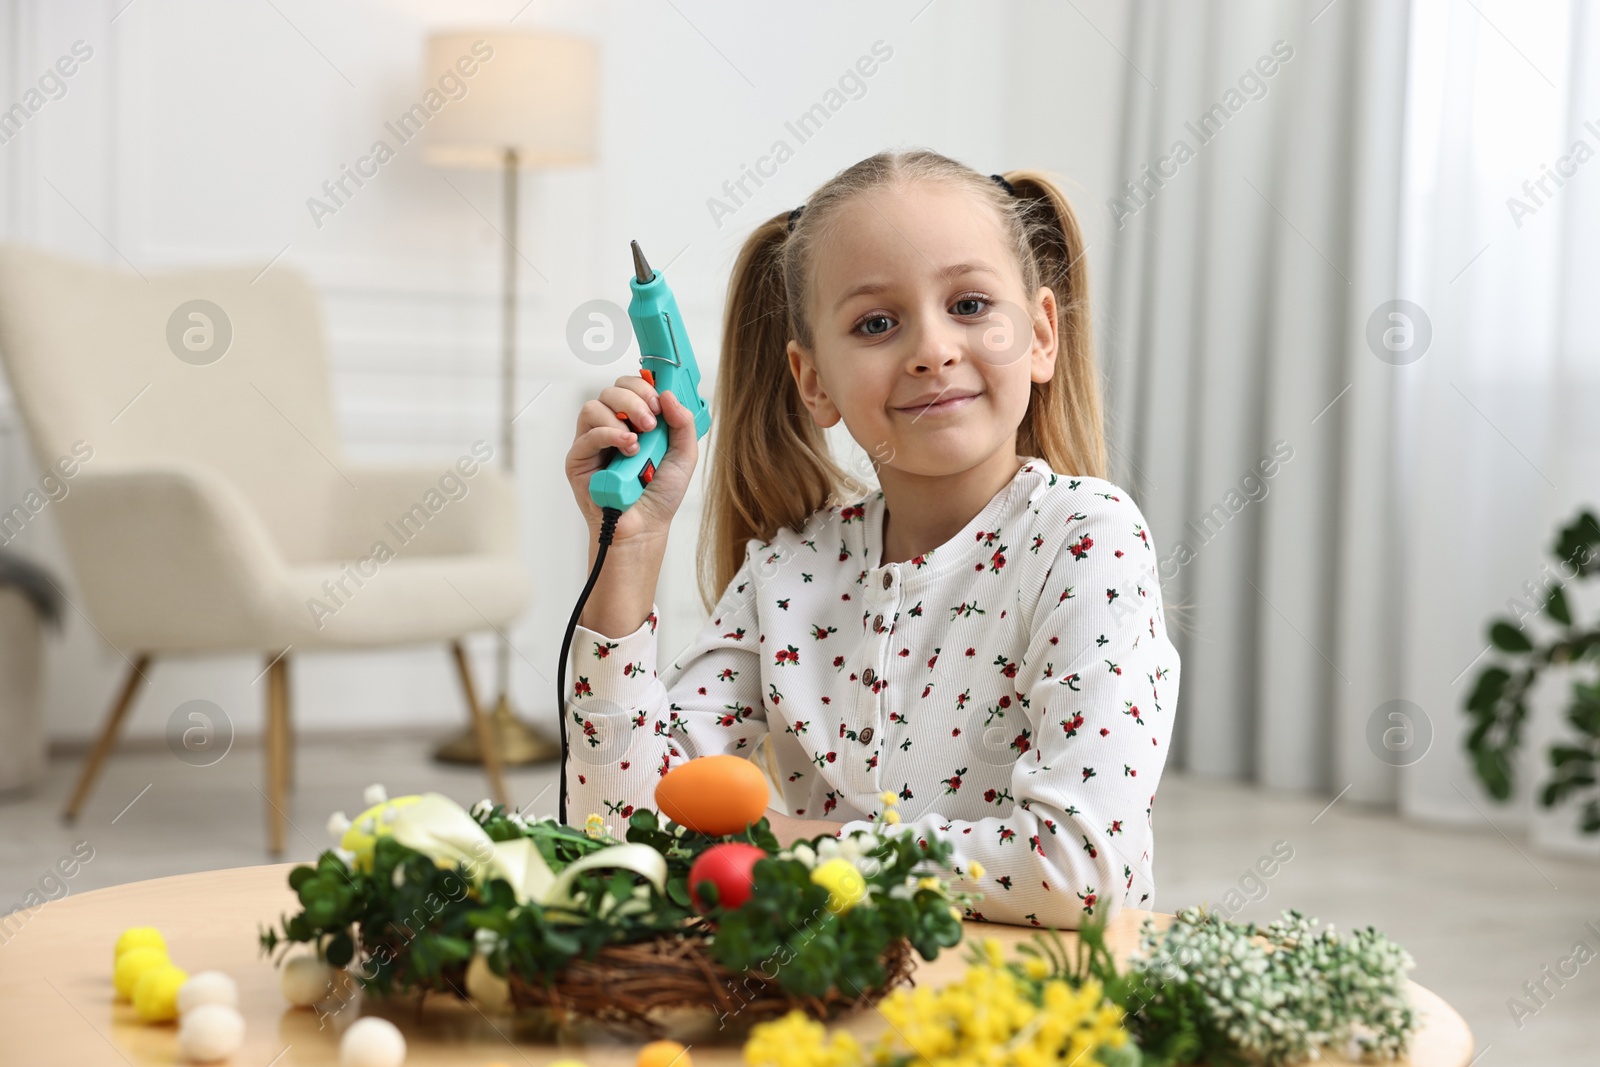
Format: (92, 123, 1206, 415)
(114, 945, 170, 1001)
(133, 962, 189, 1022)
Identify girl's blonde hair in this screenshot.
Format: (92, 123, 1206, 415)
(695, 148, 1106, 612)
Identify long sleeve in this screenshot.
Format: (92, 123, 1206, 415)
(562, 542, 769, 828)
(835, 491, 1178, 929)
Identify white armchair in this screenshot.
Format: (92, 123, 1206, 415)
(0, 243, 531, 852)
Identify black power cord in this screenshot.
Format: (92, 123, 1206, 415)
(556, 505, 623, 827)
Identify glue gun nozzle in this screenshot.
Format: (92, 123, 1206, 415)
(630, 240, 654, 285)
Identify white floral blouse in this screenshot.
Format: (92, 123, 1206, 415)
(563, 457, 1181, 928)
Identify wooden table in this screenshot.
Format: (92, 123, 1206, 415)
(0, 864, 1474, 1066)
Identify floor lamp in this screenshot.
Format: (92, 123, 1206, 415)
(422, 31, 599, 766)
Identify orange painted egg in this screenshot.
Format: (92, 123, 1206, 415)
(653, 755, 769, 836)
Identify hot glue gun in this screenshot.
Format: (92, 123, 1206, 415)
(587, 241, 712, 510)
(556, 241, 712, 825)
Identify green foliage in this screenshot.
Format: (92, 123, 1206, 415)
(1019, 908, 1415, 1067)
(708, 823, 965, 999)
(1465, 509, 1600, 831)
(259, 803, 968, 1008)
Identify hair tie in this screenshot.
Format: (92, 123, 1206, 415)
(786, 205, 805, 233)
(990, 173, 1017, 197)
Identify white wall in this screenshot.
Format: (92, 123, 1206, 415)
(0, 0, 1129, 742)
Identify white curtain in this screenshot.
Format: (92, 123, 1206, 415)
(1106, 0, 1600, 853)
(1103, 0, 1413, 806)
(1398, 0, 1600, 856)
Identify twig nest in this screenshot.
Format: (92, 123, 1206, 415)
(133, 963, 189, 1022)
(178, 971, 239, 1014)
(177, 1003, 245, 1062)
(281, 954, 337, 1007)
(340, 1016, 406, 1067)
(465, 954, 511, 1013)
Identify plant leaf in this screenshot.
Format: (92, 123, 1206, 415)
(1489, 622, 1533, 653)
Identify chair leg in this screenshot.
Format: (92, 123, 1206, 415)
(62, 655, 151, 823)
(265, 652, 290, 856)
(451, 640, 509, 810)
(282, 658, 294, 791)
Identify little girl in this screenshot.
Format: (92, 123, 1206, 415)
(562, 149, 1180, 928)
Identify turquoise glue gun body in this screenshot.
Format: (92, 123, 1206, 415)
(587, 241, 712, 512)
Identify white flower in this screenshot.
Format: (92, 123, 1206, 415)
(381, 805, 400, 825)
(791, 842, 816, 869)
(469, 799, 494, 819)
(392, 866, 406, 888)
(333, 847, 357, 867)
(474, 927, 501, 954)
(326, 812, 351, 839)
(363, 783, 388, 806)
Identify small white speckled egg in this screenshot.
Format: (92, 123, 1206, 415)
(280, 954, 337, 1007)
(340, 1016, 406, 1067)
(177, 1003, 245, 1063)
(178, 971, 239, 1014)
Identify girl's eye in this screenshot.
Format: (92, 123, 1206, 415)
(952, 295, 991, 317)
(855, 314, 895, 337)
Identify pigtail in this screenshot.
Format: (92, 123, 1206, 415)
(1002, 170, 1108, 481)
(695, 212, 856, 612)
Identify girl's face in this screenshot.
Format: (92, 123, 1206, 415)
(787, 180, 1058, 479)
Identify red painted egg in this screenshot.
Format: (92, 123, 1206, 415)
(687, 843, 767, 912)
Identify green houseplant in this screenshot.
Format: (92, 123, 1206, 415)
(1464, 509, 1600, 833)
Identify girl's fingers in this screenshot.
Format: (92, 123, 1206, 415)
(579, 424, 637, 457)
(598, 385, 657, 432)
(659, 392, 696, 469)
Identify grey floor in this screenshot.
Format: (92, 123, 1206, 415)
(3, 735, 1596, 1065)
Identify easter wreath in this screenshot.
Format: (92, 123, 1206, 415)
(259, 758, 973, 1036)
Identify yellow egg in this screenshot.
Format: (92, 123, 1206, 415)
(653, 755, 769, 837)
(133, 963, 189, 1022)
(811, 858, 868, 914)
(114, 945, 170, 1001)
(114, 926, 166, 962)
(339, 794, 422, 869)
(638, 1039, 692, 1067)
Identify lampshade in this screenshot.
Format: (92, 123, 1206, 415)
(421, 31, 597, 168)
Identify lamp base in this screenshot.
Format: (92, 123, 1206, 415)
(434, 693, 561, 767)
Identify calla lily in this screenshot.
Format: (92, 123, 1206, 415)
(380, 793, 666, 910)
(482, 836, 556, 904)
(387, 793, 501, 874)
(543, 843, 667, 912)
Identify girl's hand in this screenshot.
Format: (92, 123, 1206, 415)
(566, 374, 700, 546)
